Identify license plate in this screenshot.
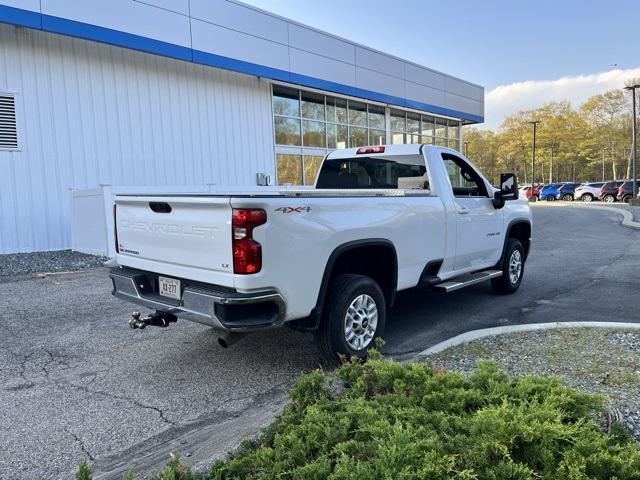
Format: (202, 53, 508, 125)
(158, 276, 181, 300)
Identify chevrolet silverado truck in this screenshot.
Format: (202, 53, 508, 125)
(109, 144, 532, 363)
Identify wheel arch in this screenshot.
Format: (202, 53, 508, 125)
(314, 239, 398, 315)
(503, 220, 531, 260)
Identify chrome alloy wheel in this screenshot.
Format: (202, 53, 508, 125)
(509, 249, 523, 285)
(344, 294, 378, 350)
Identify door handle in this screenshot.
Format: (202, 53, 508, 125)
(458, 207, 470, 215)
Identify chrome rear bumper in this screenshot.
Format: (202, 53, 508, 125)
(109, 267, 286, 331)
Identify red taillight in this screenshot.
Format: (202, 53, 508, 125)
(600, 186, 606, 195)
(618, 186, 624, 194)
(356, 145, 385, 154)
(232, 208, 266, 274)
(113, 204, 119, 253)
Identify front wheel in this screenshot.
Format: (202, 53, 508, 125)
(314, 274, 386, 366)
(581, 193, 593, 202)
(491, 238, 525, 294)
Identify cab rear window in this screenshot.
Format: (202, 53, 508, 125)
(316, 154, 429, 190)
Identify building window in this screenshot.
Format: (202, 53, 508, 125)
(272, 85, 462, 185)
(0, 94, 18, 150)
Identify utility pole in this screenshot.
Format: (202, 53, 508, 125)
(546, 142, 557, 183)
(602, 148, 606, 181)
(530, 121, 540, 186)
(624, 83, 639, 199)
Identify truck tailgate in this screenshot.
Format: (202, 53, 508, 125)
(114, 196, 234, 284)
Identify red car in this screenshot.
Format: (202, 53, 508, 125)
(519, 184, 540, 201)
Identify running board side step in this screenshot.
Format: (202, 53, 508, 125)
(434, 270, 502, 293)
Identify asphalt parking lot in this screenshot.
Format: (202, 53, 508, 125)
(1, 205, 639, 479)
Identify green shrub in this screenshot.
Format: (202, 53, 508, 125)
(209, 359, 640, 479)
(78, 359, 640, 479)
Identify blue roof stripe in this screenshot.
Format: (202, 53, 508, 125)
(0, 4, 41, 29)
(0, 4, 483, 123)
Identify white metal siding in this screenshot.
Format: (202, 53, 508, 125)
(0, 24, 275, 254)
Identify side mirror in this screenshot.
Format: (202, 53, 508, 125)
(500, 173, 519, 201)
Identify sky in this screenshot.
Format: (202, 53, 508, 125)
(242, 0, 640, 129)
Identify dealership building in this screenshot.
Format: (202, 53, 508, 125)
(0, 0, 484, 254)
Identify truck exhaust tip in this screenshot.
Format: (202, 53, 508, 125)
(217, 332, 249, 348)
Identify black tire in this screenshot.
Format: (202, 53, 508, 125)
(604, 194, 615, 203)
(545, 195, 555, 201)
(314, 274, 386, 366)
(623, 195, 632, 204)
(491, 238, 525, 295)
(581, 193, 593, 202)
(562, 194, 573, 202)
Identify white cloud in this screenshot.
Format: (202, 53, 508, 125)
(482, 68, 640, 130)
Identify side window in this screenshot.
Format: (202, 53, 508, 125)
(441, 153, 488, 198)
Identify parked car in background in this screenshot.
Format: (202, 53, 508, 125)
(616, 180, 640, 203)
(540, 183, 562, 201)
(598, 181, 624, 203)
(574, 182, 604, 202)
(556, 182, 582, 201)
(519, 184, 540, 201)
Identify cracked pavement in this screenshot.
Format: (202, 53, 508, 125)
(1, 206, 639, 479)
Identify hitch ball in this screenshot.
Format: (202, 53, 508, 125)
(129, 311, 146, 329)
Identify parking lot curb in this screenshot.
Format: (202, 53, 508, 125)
(417, 321, 640, 357)
(532, 203, 640, 230)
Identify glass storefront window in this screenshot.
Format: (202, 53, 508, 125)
(272, 85, 463, 184)
(303, 155, 324, 185)
(369, 129, 385, 145)
(301, 91, 325, 121)
(302, 120, 326, 148)
(435, 118, 447, 138)
(368, 105, 385, 129)
(349, 126, 367, 147)
(276, 154, 303, 185)
(273, 86, 299, 117)
(348, 101, 367, 126)
(391, 132, 405, 144)
(390, 110, 405, 131)
(447, 120, 459, 141)
(275, 117, 301, 146)
(326, 97, 347, 124)
(337, 124, 348, 149)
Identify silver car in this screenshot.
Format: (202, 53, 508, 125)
(574, 182, 605, 202)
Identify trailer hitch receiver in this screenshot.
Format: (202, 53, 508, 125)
(129, 311, 177, 329)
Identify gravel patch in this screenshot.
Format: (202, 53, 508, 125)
(422, 328, 640, 441)
(0, 250, 107, 277)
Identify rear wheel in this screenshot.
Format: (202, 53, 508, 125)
(491, 238, 525, 294)
(314, 274, 386, 366)
(562, 194, 574, 201)
(623, 195, 632, 204)
(545, 195, 555, 201)
(582, 193, 593, 202)
(604, 194, 615, 203)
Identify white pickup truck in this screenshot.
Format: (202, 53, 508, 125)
(109, 144, 531, 363)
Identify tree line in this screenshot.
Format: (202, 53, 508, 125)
(463, 86, 637, 185)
